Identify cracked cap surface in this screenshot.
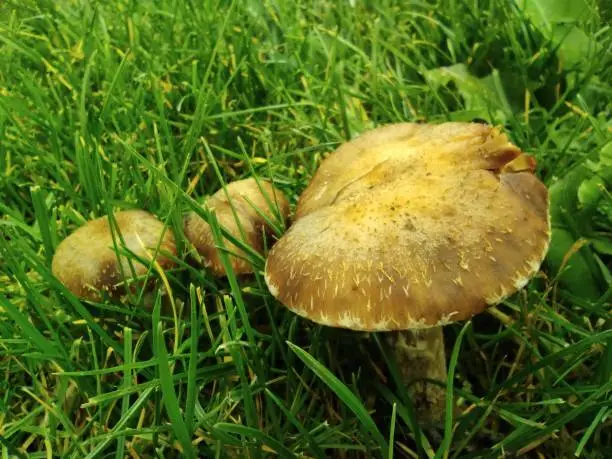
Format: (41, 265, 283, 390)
(52, 209, 177, 301)
(264, 122, 550, 331)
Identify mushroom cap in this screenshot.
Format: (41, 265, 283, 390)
(264, 122, 550, 331)
(52, 209, 177, 301)
(184, 178, 290, 276)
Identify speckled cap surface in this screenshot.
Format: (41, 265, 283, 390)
(52, 209, 177, 301)
(265, 122, 550, 330)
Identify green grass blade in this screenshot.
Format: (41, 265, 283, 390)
(0, 294, 59, 358)
(83, 387, 155, 459)
(115, 326, 133, 459)
(435, 322, 471, 459)
(388, 402, 397, 459)
(184, 284, 199, 435)
(213, 423, 297, 458)
(30, 186, 55, 265)
(152, 296, 196, 458)
(287, 341, 389, 458)
(264, 388, 327, 459)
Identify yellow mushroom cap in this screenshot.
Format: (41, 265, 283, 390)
(184, 178, 290, 276)
(264, 122, 550, 331)
(51, 209, 177, 301)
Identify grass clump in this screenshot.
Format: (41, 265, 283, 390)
(1, 0, 611, 457)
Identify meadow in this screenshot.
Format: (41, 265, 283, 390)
(0, 0, 611, 457)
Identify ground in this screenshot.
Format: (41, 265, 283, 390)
(0, 0, 611, 458)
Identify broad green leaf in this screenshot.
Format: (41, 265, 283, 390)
(515, 0, 600, 69)
(515, 0, 594, 28)
(424, 64, 511, 122)
(551, 24, 601, 69)
(578, 176, 606, 213)
(546, 228, 602, 300)
(592, 237, 612, 256)
(549, 164, 592, 224)
(601, 142, 612, 167)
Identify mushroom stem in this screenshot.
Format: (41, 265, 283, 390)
(387, 326, 447, 423)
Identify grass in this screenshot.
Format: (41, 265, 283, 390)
(0, 0, 611, 457)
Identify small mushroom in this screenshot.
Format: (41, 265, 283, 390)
(265, 122, 550, 421)
(184, 178, 290, 276)
(52, 209, 177, 301)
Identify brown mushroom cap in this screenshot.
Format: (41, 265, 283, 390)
(184, 178, 290, 276)
(52, 209, 177, 301)
(264, 122, 550, 331)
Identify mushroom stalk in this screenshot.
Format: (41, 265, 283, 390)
(387, 327, 447, 422)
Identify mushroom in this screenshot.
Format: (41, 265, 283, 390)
(184, 178, 290, 276)
(52, 209, 177, 301)
(264, 122, 550, 421)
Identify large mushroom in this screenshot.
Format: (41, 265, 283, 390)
(184, 178, 290, 276)
(264, 122, 550, 421)
(52, 209, 177, 301)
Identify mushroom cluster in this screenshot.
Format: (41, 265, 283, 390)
(52, 179, 289, 301)
(51, 121, 550, 424)
(264, 122, 550, 420)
